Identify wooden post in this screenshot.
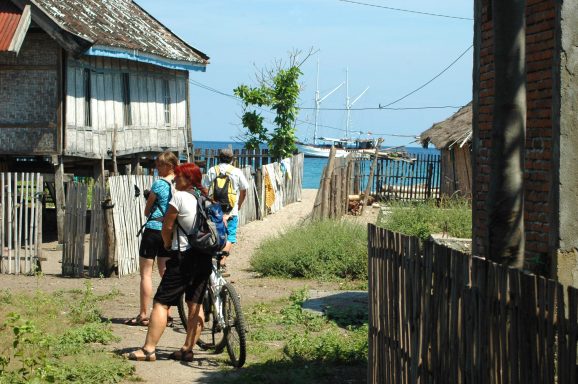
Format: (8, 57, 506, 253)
(320, 147, 337, 219)
(112, 125, 118, 175)
(103, 194, 116, 277)
(360, 139, 383, 214)
(54, 157, 66, 243)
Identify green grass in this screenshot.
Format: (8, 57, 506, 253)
(0, 283, 135, 384)
(218, 289, 367, 384)
(377, 197, 472, 240)
(250, 220, 368, 281)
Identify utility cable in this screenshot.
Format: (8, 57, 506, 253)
(379, 44, 473, 108)
(337, 0, 473, 21)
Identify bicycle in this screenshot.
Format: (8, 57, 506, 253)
(177, 252, 247, 368)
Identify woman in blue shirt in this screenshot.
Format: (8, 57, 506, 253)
(125, 151, 178, 326)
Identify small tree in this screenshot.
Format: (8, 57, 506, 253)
(234, 50, 313, 160)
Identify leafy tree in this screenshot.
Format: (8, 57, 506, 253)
(234, 50, 313, 159)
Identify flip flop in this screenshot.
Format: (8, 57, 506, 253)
(169, 349, 194, 362)
(124, 314, 149, 326)
(127, 347, 156, 362)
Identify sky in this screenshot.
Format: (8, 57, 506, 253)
(136, 0, 474, 148)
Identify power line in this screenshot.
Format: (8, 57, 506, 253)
(337, 0, 473, 21)
(379, 45, 473, 108)
(186, 79, 447, 139)
(301, 105, 462, 111)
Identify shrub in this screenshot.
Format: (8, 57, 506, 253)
(250, 220, 368, 280)
(378, 197, 472, 240)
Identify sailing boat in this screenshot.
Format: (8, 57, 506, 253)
(297, 65, 375, 158)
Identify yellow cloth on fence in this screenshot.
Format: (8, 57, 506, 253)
(264, 167, 276, 209)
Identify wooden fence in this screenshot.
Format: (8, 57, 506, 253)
(312, 150, 441, 220)
(0, 172, 43, 274)
(60, 154, 303, 277)
(368, 224, 578, 384)
(108, 175, 153, 277)
(192, 147, 277, 171)
(373, 153, 441, 200)
(62, 182, 88, 277)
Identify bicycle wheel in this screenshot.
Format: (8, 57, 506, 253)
(177, 293, 187, 329)
(221, 282, 247, 368)
(197, 291, 227, 352)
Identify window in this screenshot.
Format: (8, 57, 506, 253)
(122, 73, 132, 126)
(83, 68, 91, 127)
(163, 79, 170, 125)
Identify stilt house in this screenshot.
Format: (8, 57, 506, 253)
(419, 103, 472, 197)
(0, 0, 209, 176)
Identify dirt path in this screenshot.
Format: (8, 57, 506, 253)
(1, 188, 380, 383)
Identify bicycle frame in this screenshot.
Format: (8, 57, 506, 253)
(207, 260, 227, 328)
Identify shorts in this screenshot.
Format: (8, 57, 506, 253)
(226, 215, 238, 243)
(139, 228, 170, 259)
(153, 249, 212, 307)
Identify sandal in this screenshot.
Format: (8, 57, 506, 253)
(127, 347, 156, 362)
(167, 316, 174, 328)
(169, 349, 194, 362)
(124, 314, 149, 326)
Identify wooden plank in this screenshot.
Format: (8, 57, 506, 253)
(556, 283, 567, 384)
(545, 280, 555, 384)
(0, 173, 5, 273)
(568, 287, 578, 384)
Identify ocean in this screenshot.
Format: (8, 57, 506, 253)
(192, 140, 440, 189)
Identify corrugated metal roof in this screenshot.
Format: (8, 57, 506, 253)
(0, 0, 22, 51)
(31, 0, 209, 66)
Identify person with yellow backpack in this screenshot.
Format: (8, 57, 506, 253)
(205, 148, 249, 274)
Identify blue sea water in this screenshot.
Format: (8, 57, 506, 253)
(193, 140, 439, 189)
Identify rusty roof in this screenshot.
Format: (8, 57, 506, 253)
(419, 103, 472, 149)
(28, 0, 209, 68)
(0, 0, 22, 51)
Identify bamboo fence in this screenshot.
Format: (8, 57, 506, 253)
(89, 182, 107, 277)
(57, 154, 303, 278)
(368, 224, 578, 384)
(312, 150, 442, 220)
(108, 174, 153, 277)
(0, 172, 43, 275)
(192, 147, 277, 171)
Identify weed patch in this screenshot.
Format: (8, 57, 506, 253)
(221, 289, 367, 383)
(250, 220, 368, 281)
(378, 197, 471, 240)
(0, 283, 133, 383)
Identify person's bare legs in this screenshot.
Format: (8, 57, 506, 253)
(180, 302, 204, 352)
(129, 301, 168, 358)
(157, 256, 172, 322)
(139, 257, 154, 319)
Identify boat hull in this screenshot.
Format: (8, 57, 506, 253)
(296, 143, 350, 158)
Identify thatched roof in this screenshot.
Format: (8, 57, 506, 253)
(420, 102, 472, 149)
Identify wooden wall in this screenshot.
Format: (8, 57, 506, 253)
(64, 55, 189, 159)
(440, 146, 472, 197)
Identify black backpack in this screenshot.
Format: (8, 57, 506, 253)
(177, 194, 227, 253)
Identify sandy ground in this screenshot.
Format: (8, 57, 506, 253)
(0, 188, 380, 383)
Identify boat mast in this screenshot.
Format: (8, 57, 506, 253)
(313, 57, 343, 145)
(345, 67, 369, 140)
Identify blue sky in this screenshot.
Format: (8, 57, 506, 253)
(137, 0, 473, 148)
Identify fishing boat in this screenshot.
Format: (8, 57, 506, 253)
(297, 136, 377, 158)
(297, 64, 374, 158)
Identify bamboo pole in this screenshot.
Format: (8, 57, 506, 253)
(320, 146, 337, 219)
(360, 139, 383, 214)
